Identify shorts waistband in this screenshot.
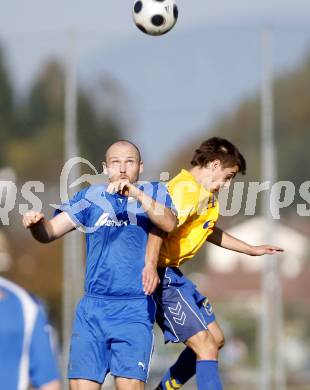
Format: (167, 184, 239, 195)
(84, 292, 148, 300)
(158, 267, 183, 277)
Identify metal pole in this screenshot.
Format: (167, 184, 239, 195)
(274, 277, 286, 390)
(260, 27, 286, 390)
(62, 31, 84, 386)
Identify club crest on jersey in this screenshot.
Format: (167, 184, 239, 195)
(95, 213, 128, 227)
(203, 219, 214, 229)
(202, 298, 213, 316)
(208, 195, 216, 208)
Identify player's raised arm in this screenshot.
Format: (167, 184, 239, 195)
(207, 226, 284, 256)
(134, 186, 176, 233)
(107, 179, 177, 233)
(23, 211, 76, 243)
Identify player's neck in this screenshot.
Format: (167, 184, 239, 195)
(189, 166, 212, 191)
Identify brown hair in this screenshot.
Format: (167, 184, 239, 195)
(191, 137, 246, 174)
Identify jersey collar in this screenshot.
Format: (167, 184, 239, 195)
(180, 169, 214, 200)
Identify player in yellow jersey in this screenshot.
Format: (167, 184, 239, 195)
(148, 138, 283, 390)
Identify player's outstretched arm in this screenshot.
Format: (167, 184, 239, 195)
(23, 211, 76, 243)
(142, 228, 165, 295)
(207, 226, 284, 256)
(107, 180, 177, 232)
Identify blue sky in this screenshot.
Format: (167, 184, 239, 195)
(1, 0, 310, 89)
(1, 1, 310, 173)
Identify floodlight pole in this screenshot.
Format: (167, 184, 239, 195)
(63, 31, 84, 385)
(260, 27, 286, 390)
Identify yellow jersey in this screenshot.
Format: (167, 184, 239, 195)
(158, 169, 219, 267)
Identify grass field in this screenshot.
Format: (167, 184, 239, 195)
(145, 385, 309, 390)
(103, 378, 310, 389)
(101, 373, 310, 389)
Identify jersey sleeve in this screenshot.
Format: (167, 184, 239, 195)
(29, 305, 60, 388)
(168, 182, 200, 228)
(54, 188, 90, 227)
(151, 182, 177, 215)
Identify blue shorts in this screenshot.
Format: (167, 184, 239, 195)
(154, 267, 215, 343)
(68, 294, 156, 383)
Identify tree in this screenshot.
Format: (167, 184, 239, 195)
(8, 60, 123, 179)
(0, 46, 14, 167)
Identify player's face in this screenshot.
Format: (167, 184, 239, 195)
(104, 144, 143, 184)
(201, 161, 239, 193)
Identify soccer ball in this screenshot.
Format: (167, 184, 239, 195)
(132, 0, 178, 36)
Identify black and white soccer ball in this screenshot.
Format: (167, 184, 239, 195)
(132, 0, 178, 36)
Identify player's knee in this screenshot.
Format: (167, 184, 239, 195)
(208, 323, 225, 350)
(203, 333, 218, 355)
(217, 333, 225, 350)
(213, 329, 225, 350)
(186, 331, 218, 359)
(69, 379, 101, 390)
(115, 377, 145, 390)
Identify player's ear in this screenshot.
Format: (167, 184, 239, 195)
(211, 159, 221, 170)
(139, 161, 144, 174)
(102, 161, 108, 175)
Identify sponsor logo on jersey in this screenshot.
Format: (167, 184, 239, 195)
(202, 297, 213, 316)
(95, 213, 128, 227)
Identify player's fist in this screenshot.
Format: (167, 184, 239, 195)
(142, 265, 160, 295)
(107, 180, 139, 198)
(106, 179, 129, 195)
(23, 211, 45, 228)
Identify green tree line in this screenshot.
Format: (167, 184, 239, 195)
(0, 45, 123, 327)
(0, 46, 122, 181)
(165, 52, 310, 188)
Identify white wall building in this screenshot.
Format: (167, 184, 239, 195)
(207, 217, 308, 279)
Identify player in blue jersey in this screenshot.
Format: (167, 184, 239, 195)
(0, 277, 60, 390)
(23, 140, 177, 390)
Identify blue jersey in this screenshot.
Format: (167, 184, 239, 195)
(0, 277, 59, 390)
(56, 182, 174, 297)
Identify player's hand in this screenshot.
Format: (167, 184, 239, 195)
(142, 265, 160, 295)
(22, 211, 45, 228)
(107, 180, 140, 198)
(249, 245, 284, 256)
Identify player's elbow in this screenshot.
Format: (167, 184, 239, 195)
(31, 232, 55, 244)
(162, 214, 177, 233)
(39, 237, 55, 244)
